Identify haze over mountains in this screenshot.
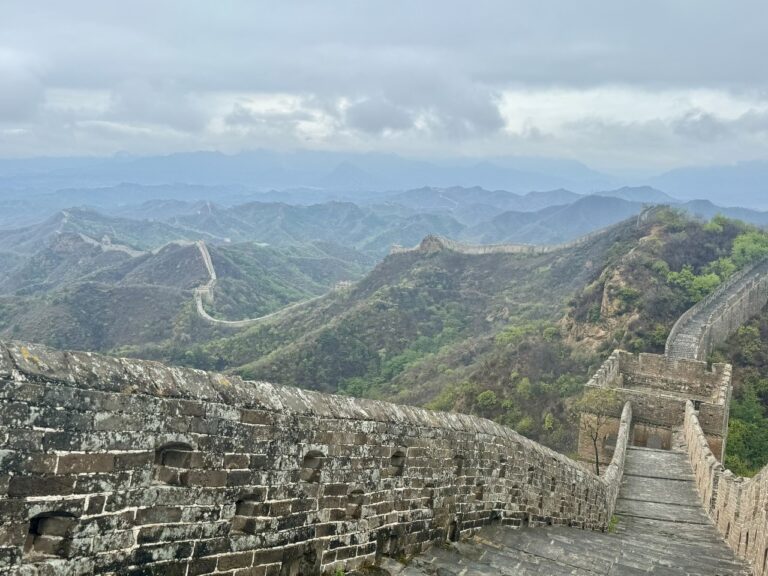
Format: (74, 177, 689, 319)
(1, 148, 767, 374)
(2, 184, 768, 253)
(1, 152, 767, 213)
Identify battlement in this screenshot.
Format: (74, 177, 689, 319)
(684, 402, 768, 576)
(587, 350, 731, 405)
(580, 350, 731, 462)
(0, 340, 631, 575)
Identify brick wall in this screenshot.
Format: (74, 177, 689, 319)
(666, 259, 768, 361)
(684, 402, 768, 576)
(580, 350, 730, 461)
(0, 341, 630, 575)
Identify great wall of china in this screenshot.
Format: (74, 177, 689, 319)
(1, 226, 767, 575)
(191, 211, 648, 330)
(389, 209, 654, 257)
(192, 241, 329, 329)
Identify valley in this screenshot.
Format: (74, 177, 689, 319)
(1, 186, 767, 472)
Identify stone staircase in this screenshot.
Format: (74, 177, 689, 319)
(399, 447, 751, 575)
(666, 301, 717, 360)
(665, 258, 768, 360)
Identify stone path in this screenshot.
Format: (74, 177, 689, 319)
(665, 259, 768, 359)
(398, 447, 750, 575)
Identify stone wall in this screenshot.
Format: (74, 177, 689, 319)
(702, 263, 768, 359)
(666, 258, 768, 361)
(580, 350, 731, 461)
(683, 402, 768, 576)
(583, 350, 732, 403)
(193, 242, 327, 329)
(618, 352, 731, 403)
(0, 341, 631, 575)
(388, 212, 639, 256)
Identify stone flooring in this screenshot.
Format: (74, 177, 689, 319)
(395, 447, 751, 575)
(665, 259, 768, 359)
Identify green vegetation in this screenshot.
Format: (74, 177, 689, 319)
(568, 212, 768, 355)
(180, 208, 768, 455)
(712, 321, 768, 477)
(206, 241, 372, 321)
(0, 232, 372, 354)
(4, 206, 768, 463)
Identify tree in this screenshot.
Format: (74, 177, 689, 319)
(572, 388, 620, 476)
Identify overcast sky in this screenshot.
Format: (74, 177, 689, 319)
(1, 1, 767, 173)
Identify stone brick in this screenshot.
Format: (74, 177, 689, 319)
(8, 475, 76, 497)
(161, 450, 204, 469)
(224, 454, 250, 469)
(136, 506, 184, 525)
(115, 451, 153, 469)
(57, 453, 115, 474)
(0, 524, 27, 547)
(85, 495, 106, 515)
(217, 551, 254, 570)
(0, 339, 654, 574)
(180, 469, 227, 487)
(187, 557, 217, 575)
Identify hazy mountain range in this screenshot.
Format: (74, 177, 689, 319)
(1, 151, 767, 211)
(2, 186, 767, 256)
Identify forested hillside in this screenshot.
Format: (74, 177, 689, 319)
(0, 231, 371, 351)
(712, 313, 768, 476)
(169, 209, 768, 454)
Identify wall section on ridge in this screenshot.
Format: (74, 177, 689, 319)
(0, 341, 630, 575)
(666, 258, 768, 361)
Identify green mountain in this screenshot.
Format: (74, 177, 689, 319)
(170, 209, 768, 454)
(168, 201, 465, 255)
(0, 229, 372, 353)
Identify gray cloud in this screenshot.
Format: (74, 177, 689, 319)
(344, 98, 414, 134)
(0, 50, 44, 123)
(107, 80, 208, 132)
(0, 1, 767, 170)
(673, 110, 732, 142)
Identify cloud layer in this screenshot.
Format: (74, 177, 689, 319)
(1, 1, 767, 171)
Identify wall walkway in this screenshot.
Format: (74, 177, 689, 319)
(666, 258, 768, 361)
(684, 402, 768, 576)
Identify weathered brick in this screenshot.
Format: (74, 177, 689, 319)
(136, 506, 184, 525)
(217, 551, 254, 570)
(57, 453, 115, 474)
(8, 475, 76, 497)
(115, 451, 153, 469)
(5, 338, 733, 575)
(223, 454, 250, 469)
(180, 469, 227, 487)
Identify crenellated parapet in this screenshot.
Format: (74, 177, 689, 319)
(683, 402, 768, 575)
(580, 350, 732, 463)
(0, 340, 631, 575)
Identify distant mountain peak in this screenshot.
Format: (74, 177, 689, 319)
(595, 186, 677, 204)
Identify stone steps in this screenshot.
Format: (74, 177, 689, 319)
(398, 447, 750, 575)
(665, 260, 768, 359)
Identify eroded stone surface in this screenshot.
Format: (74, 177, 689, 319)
(0, 340, 629, 576)
(405, 448, 751, 575)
